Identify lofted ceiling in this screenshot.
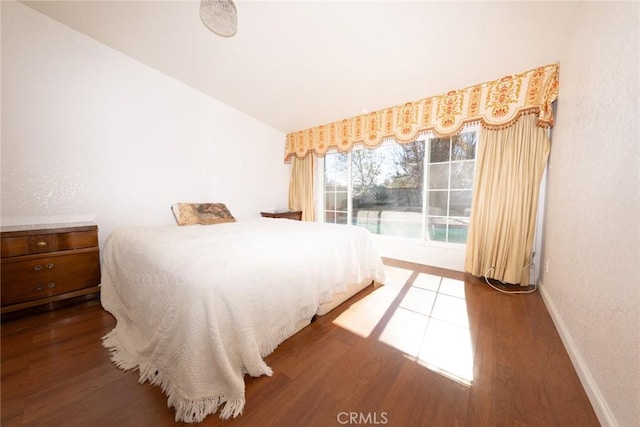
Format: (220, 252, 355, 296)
(22, 0, 579, 134)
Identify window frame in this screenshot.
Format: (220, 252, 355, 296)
(319, 126, 478, 245)
(424, 130, 477, 243)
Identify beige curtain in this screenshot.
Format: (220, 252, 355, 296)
(288, 155, 315, 222)
(465, 114, 550, 285)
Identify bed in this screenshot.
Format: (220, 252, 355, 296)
(100, 217, 386, 423)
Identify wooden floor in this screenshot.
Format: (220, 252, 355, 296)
(1, 259, 600, 426)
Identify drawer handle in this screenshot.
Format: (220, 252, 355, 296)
(36, 241, 48, 247)
(46, 263, 54, 269)
(36, 284, 45, 291)
(34, 264, 43, 271)
(47, 282, 56, 289)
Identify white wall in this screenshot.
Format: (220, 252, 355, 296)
(373, 235, 466, 272)
(540, 2, 639, 426)
(1, 2, 289, 248)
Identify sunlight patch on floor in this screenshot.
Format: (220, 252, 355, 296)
(331, 264, 412, 338)
(379, 273, 474, 386)
(331, 288, 392, 338)
(418, 317, 474, 386)
(399, 286, 437, 315)
(411, 272, 441, 291)
(381, 265, 415, 288)
(331, 267, 474, 386)
(378, 306, 429, 356)
(333, 265, 413, 338)
(431, 292, 469, 329)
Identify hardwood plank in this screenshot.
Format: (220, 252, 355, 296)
(0, 260, 600, 426)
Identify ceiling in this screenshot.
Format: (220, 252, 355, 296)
(22, 1, 579, 134)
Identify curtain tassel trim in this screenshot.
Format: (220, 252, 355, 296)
(284, 63, 558, 162)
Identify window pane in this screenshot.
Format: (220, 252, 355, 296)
(354, 209, 379, 233)
(427, 217, 447, 241)
(325, 192, 335, 210)
(379, 211, 422, 238)
(450, 161, 475, 189)
(447, 218, 469, 243)
(389, 141, 425, 192)
(325, 211, 336, 223)
(351, 149, 384, 204)
(325, 153, 348, 191)
(427, 190, 448, 216)
(335, 192, 348, 211)
(430, 137, 450, 163)
(336, 212, 348, 224)
(427, 217, 469, 243)
(351, 142, 425, 238)
(382, 141, 424, 211)
(449, 190, 473, 217)
(428, 163, 450, 190)
(451, 132, 477, 161)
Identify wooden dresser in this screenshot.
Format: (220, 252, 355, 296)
(1, 222, 101, 314)
(260, 210, 303, 221)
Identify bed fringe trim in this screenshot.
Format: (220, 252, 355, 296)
(257, 302, 319, 358)
(101, 301, 320, 423)
(102, 330, 246, 423)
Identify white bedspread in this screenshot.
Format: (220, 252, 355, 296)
(100, 218, 385, 423)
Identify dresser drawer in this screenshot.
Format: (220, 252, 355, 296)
(1, 251, 101, 306)
(1, 231, 98, 258)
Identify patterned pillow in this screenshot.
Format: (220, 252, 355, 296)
(171, 203, 236, 225)
(171, 203, 199, 225)
(197, 203, 236, 224)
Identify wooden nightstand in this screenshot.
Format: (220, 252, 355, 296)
(260, 210, 303, 221)
(1, 222, 101, 314)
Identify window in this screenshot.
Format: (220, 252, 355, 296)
(426, 132, 476, 243)
(322, 129, 477, 243)
(324, 153, 349, 224)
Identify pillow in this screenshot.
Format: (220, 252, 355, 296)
(197, 203, 236, 225)
(171, 203, 236, 226)
(171, 203, 199, 225)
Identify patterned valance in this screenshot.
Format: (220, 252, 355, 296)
(284, 63, 559, 163)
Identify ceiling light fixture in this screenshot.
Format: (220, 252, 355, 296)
(200, 0, 237, 37)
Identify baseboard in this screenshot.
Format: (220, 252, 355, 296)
(539, 281, 617, 427)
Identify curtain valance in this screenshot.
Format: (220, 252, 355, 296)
(284, 63, 558, 163)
